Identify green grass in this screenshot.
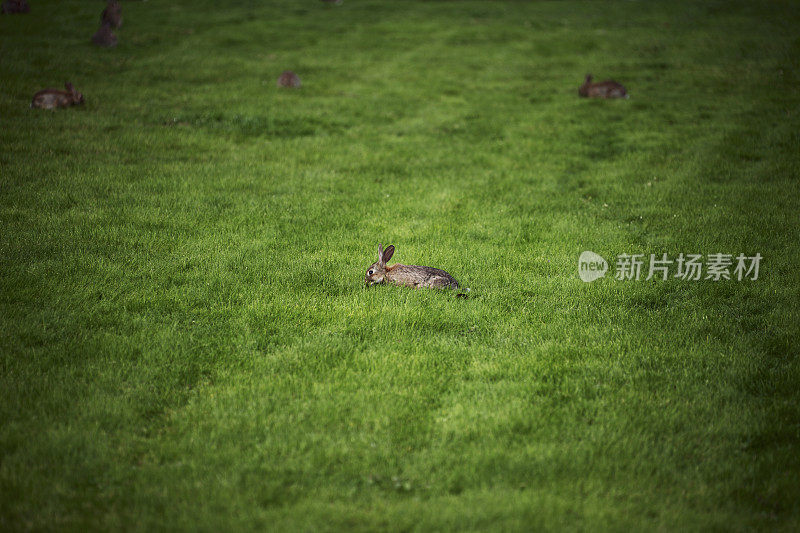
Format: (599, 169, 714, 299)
(1, 0, 799, 530)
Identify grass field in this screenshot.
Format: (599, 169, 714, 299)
(2, 0, 800, 530)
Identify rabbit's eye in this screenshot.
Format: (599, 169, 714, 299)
(368, 270, 374, 275)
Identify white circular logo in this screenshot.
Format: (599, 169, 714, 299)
(579, 251, 608, 282)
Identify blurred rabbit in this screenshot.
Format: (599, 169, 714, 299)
(101, 0, 122, 29)
(31, 82, 85, 109)
(277, 71, 302, 88)
(92, 22, 118, 47)
(365, 244, 460, 290)
(1, 0, 30, 14)
(578, 74, 628, 99)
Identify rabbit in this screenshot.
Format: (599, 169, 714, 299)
(578, 74, 628, 99)
(92, 22, 118, 47)
(1, 0, 30, 13)
(277, 71, 302, 88)
(365, 244, 460, 290)
(31, 82, 85, 109)
(101, 0, 122, 29)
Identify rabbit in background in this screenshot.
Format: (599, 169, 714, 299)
(92, 22, 118, 47)
(365, 244, 461, 290)
(277, 71, 302, 88)
(101, 0, 122, 29)
(1, 0, 29, 14)
(31, 82, 85, 109)
(578, 74, 629, 99)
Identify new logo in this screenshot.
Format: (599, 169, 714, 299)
(579, 251, 608, 282)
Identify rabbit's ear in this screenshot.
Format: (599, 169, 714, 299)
(65, 82, 76, 97)
(377, 244, 384, 265)
(383, 245, 395, 263)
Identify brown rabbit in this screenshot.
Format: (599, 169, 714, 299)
(578, 74, 628, 99)
(92, 22, 118, 47)
(365, 244, 460, 290)
(31, 82, 85, 109)
(1, 0, 30, 14)
(277, 71, 301, 88)
(101, 0, 122, 29)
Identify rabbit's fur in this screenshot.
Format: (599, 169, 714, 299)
(277, 71, 301, 88)
(101, 0, 122, 29)
(365, 244, 460, 290)
(31, 82, 85, 109)
(578, 74, 628, 99)
(92, 22, 118, 47)
(1, 0, 29, 13)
